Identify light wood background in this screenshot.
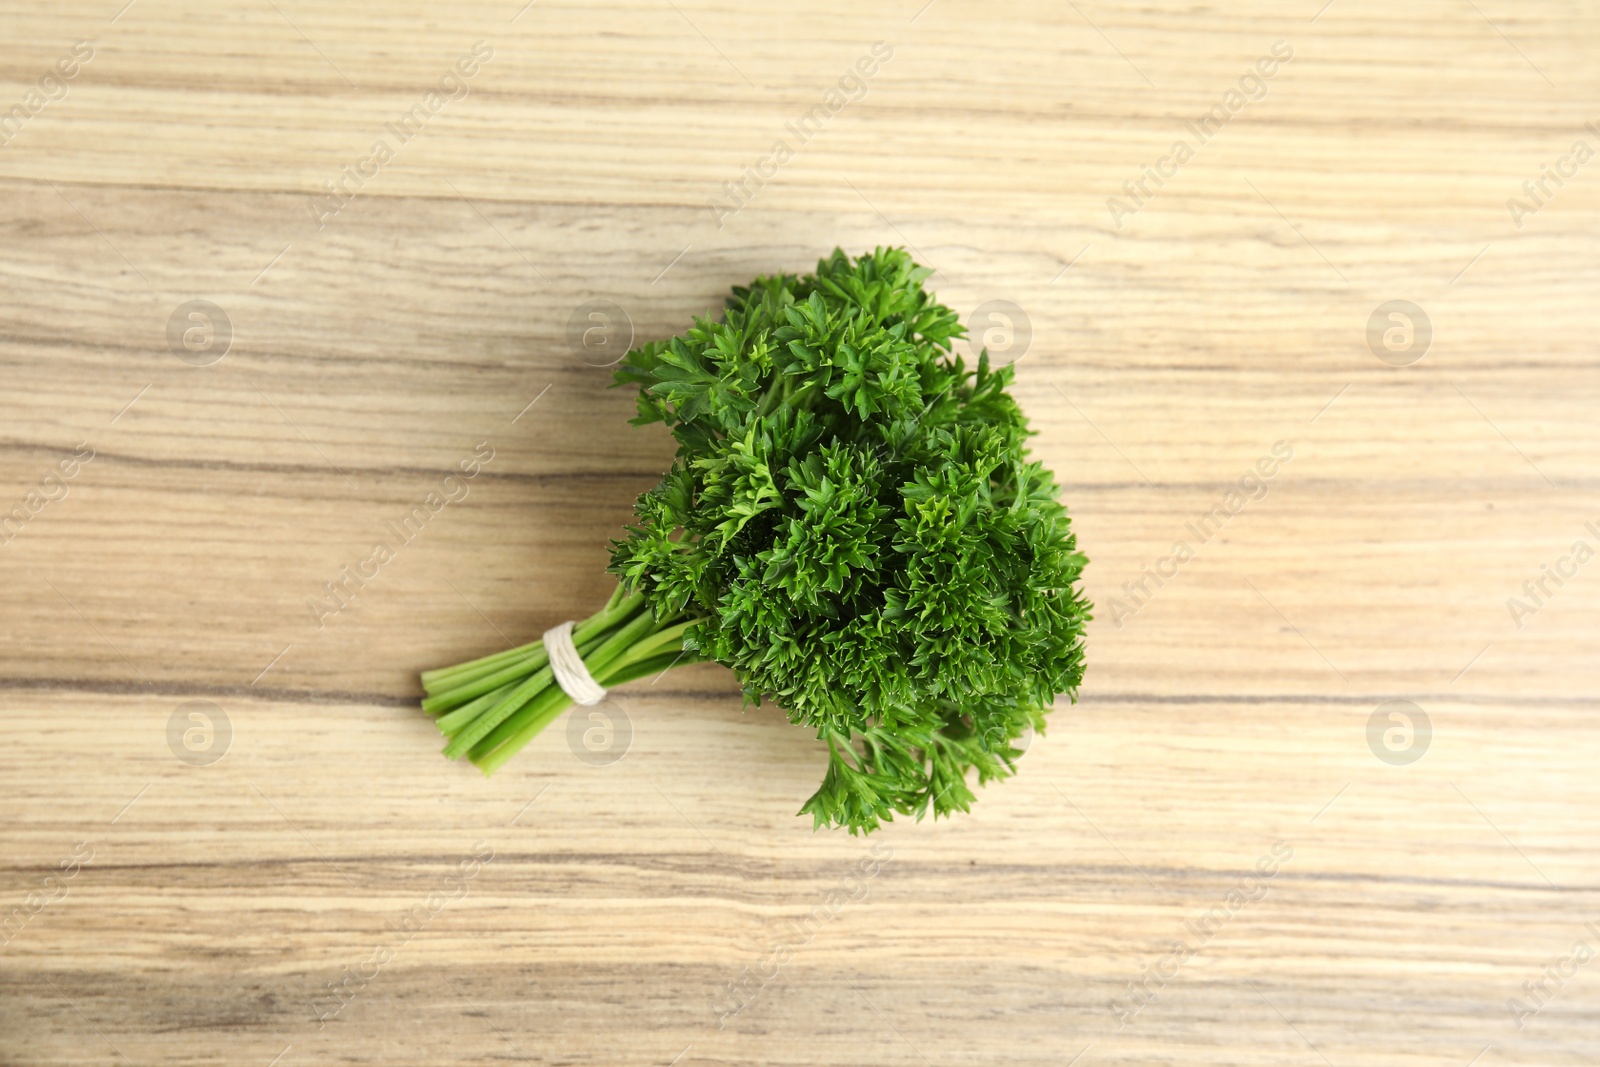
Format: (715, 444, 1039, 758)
(3, 1, 1598, 1064)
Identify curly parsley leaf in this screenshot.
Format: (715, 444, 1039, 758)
(609, 247, 1092, 834)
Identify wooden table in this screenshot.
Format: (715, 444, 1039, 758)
(3, 2, 1596, 1064)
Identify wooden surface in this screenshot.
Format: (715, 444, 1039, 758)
(3, 2, 1598, 1064)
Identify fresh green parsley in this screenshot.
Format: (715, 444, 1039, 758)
(421, 247, 1091, 834)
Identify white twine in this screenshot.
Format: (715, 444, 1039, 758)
(543, 621, 607, 706)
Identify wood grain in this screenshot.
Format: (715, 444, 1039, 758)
(3, 1, 1598, 1064)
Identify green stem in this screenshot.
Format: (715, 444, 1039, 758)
(423, 587, 645, 699)
(423, 652, 548, 714)
(599, 649, 700, 688)
(418, 581, 707, 776)
(464, 607, 664, 763)
(469, 641, 705, 775)
(430, 679, 516, 728)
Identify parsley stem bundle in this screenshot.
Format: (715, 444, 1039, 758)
(422, 584, 704, 774)
(421, 248, 1090, 833)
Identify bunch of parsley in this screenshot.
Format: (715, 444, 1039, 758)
(422, 247, 1090, 834)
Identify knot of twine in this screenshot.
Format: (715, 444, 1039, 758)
(542, 621, 607, 706)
